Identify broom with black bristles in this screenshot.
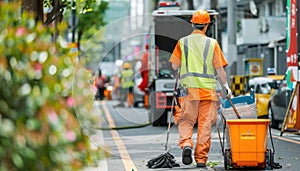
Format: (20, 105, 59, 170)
(146, 70, 181, 169)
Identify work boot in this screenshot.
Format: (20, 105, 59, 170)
(196, 163, 206, 168)
(182, 146, 192, 165)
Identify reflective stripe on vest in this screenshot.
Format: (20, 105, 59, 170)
(121, 69, 134, 88)
(179, 34, 217, 89)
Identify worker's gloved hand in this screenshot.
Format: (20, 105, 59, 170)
(223, 84, 232, 98)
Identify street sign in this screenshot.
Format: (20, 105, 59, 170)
(286, 0, 298, 68)
(244, 58, 263, 76)
(282, 0, 300, 136)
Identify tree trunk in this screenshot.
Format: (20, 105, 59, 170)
(22, 0, 43, 22)
(46, 0, 64, 42)
(78, 30, 83, 51)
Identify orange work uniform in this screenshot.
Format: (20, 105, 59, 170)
(169, 30, 228, 164)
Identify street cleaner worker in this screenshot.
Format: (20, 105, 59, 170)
(169, 9, 231, 168)
(114, 62, 134, 108)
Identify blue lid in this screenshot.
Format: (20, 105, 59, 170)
(221, 91, 255, 108)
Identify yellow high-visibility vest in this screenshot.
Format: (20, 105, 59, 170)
(121, 69, 134, 88)
(179, 34, 217, 89)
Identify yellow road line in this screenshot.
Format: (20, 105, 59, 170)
(272, 135, 300, 145)
(101, 101, 137, 171)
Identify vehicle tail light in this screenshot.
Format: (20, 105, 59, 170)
(159, 1, 180, 7)
(156, 92, 173, 108)
(156, 92, 166, 108)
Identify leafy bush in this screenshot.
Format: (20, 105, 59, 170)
(0, 3, 102, 171)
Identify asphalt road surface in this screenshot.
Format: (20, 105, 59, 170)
(83, 100, 300, 171)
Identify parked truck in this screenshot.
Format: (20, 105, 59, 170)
(148, 2, 219, 126)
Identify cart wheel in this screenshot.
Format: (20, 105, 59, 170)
(224, 149, 232, 170)
(265, 149, 274, 170)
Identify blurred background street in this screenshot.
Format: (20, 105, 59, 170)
(1, 0, 300, 171)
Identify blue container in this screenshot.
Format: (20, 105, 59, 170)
(221, 91, 255, 108)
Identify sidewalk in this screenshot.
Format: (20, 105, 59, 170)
(271, 128, 300, 142)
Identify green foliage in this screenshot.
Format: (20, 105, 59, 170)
(77, 0, 109, 40)
(43, 0, 97, 11)
(206, 161, 220, 168)
(77, 0, 108, 29)
(0, 3, 103, 171)
(43, 0, 108, 33)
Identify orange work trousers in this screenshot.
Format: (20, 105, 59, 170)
(144, 93, 149, 108)
(177, 100, 218, 164)
(128, 92, 133, 107)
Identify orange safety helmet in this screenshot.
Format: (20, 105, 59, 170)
(190, 10, 210, 25)
(123, 62, 132, 69)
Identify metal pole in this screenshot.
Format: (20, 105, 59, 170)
(211, 0, 221, 44)
(227, 0, 237, 75)
(274, 44, 277, 73)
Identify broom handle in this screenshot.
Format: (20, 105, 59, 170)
(165, 97, 176, 151)
(165, 69, 180, 151)
(227, 98, 241, 119)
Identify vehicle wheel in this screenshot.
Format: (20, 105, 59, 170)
(149, 91, 167, 126)
(224, 149, 232, 170)
(133, 101, 139, 108)
(268, 106, 279, 129)
(265, 149, 274, 170)
(151, 108, 167, 126)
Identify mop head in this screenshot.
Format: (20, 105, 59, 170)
(146, 152, 180, 168)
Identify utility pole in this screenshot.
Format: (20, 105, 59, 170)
(21, 0, 43, 22)
(211, 0, 222, 47)
(227, 0, 237, 75)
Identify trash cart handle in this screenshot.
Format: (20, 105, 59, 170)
(216, 75, 242, 119)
